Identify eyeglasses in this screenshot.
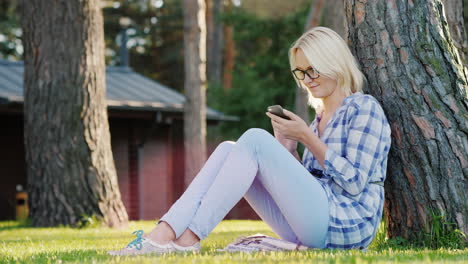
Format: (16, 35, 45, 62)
(291, 67, 320, 80)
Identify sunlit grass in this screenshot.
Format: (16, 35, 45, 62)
(0, 220, 466, 263)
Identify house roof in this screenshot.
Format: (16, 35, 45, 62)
(0, 59, 238, 121)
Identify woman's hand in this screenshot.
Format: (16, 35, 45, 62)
(272, 126, 298, 152)
(266, 109, 309, 152)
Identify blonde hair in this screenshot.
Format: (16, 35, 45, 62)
(289, 27, 365, 109)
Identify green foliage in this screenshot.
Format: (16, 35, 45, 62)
(418, 210, 467, 249)
(372, 210, 466, 251)
(76, 214, 104, 229)
(207, 6, 309, 140)
(103, 0, 185, 91)
(0, 0, 185, 91)
(0, 1, 22, 60)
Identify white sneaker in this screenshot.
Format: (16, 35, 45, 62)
(170, 241, 201, 253)
(107, 230, 175, 256)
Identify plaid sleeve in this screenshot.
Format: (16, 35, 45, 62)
(323, 99, 387, 196)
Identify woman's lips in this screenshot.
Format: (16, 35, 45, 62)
(308, 84, 319, 89)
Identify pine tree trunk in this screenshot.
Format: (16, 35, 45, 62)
(344, 0, 468, 239)
(304, 0, 325, 31)
(323, 0, 347, 39)
(21, 0, 128, 227)
(206, 0, 214, 80)
(223, 25, 235, 91)
(183, 0, 208, 186)
(441, 0, 467, 65)
(206, 0, 224, 85)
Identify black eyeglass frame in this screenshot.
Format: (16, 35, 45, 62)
(291, 67, 320, 80)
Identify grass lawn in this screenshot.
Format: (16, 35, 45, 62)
(0, 220, 466, 263)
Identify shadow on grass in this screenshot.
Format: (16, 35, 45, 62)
(0, 221, 32, 231)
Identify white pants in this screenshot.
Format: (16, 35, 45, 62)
(159, 128, 329, 248)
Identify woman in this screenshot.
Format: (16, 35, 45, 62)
(108, 27, 391, 256)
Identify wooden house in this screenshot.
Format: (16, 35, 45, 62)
(0, 59, 258, 221)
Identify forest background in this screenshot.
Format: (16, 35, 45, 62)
(3, 0, 447, 149)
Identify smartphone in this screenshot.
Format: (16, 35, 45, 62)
(267, 105, 291, 120)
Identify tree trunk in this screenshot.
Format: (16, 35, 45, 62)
(441, 0, 467, 65)
(206, 0, 224, 85)
(183, 0, 207, 186)
(304, 0, 326, 31)
(344, 0, 467, 239)
(223, 24, 235, 91)
(21, 0, 128, 227)
(206, 0, 214, 79)
(323, 0, 347, 39)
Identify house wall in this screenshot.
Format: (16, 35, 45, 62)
(109, 118, 173, 221)
(109, 119, 131, 218)
(205, 141, 260, 221)
(139, 125, 171, 220)
(0, 114, 26, 220)
(0, 113, 259, 222)
(173, 122, 260, 221)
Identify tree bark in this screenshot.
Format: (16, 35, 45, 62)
(183, 0, 208, 186)
(206, 0, 224, 85)
(206, 0, 214, 79)
(304, 0, 326, 31)
(441, 0, 467, 65)
(223, 24, 235, 91)
(344, 0, 467, 239)
(21, 0, 128, 227)
(323, 0, 347, 39)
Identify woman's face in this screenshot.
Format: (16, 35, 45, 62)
(294, 48, 340, 100)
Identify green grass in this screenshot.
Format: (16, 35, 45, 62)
(0, 220, 466, 263)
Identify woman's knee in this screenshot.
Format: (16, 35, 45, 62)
(240, 128, 273, 143)
(236, 128, 275, 151)
(216, 140, 235, 153)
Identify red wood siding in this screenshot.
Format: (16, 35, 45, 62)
(205, 140, 260, 220)
(0, 114, 259, 221)
(109, 120, 131, 218)
(139, 126, 171, 220)
(0, 114, 26, 220)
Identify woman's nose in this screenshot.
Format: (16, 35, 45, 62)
(303, 74, 314, 84)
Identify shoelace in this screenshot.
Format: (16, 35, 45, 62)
(127, 230, 145, 250)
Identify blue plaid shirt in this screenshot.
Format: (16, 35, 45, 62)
(302, 92, 391, 249)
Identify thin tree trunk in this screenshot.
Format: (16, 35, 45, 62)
(441, 0, 467, 65)
(323, 0, 347, 39)
(206, 0, 214, 80)
(344, 0, 467, 239)
(21, 0, 128, 227)
(183, 0, 207, 186)
(304, 0, 325, 31)
(223, 24, 235, 91)
(207, 0, 224, 85)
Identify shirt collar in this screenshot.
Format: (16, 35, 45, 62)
(315, 92, 362, 121)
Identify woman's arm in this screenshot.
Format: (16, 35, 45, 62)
(299, 129, 327, 167)
(291, 149, 301, 163)
(318, 100, 391, 195)
(267, 110, 320, 164)
(267, 101, 391, 196)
